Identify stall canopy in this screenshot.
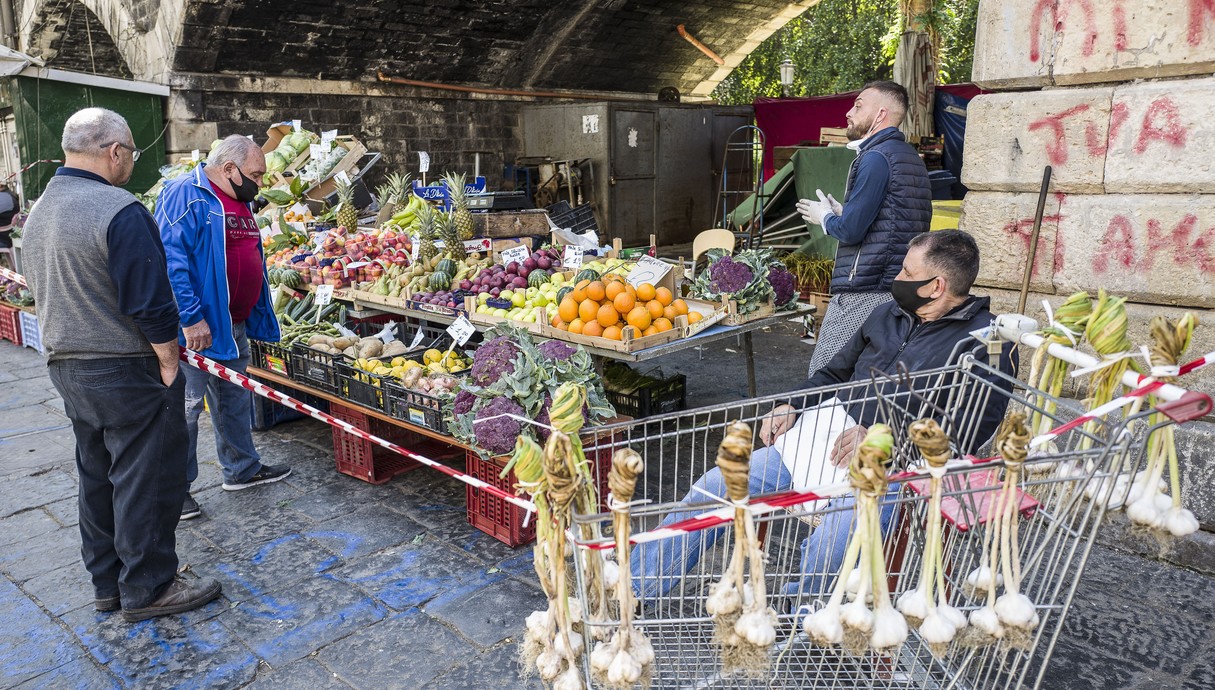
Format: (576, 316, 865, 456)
(753, 83, 982, 180)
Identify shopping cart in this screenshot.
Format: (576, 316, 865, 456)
(572, 352, 1206, 690)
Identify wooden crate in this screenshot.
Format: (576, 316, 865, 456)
(471, 210, 551, 238)
(464, 296, 546, 335)
(820, 127, 850, 145)
(722, 295, 776, 325)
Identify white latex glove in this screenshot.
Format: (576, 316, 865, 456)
(796, 194, 831, 227)
(824, 191, 843, 216)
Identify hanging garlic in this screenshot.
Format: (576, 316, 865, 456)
(553, 666, 585, 690)
(607, 648, 642, 685)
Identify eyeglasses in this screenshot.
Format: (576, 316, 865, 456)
(100, 141, 143, 162)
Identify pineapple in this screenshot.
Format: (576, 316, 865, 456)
(416, 203, 438, 264)
(335, 178, 359, 231)
(375, 171, 411, 227)
(444, 172, 474, 240)
(439, 213, 466, 260)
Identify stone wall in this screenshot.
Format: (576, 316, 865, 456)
(963, 0, 1215, 571)
(168, 74, 528, 191)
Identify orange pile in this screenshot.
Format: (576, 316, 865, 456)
(551, 277, 699, 341)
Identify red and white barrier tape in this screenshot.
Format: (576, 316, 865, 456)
(179, 348, 537, 514)
(577, 455, 1006, 551)
(0, 266, 25, 285)
(1030, 350, 1215, 448)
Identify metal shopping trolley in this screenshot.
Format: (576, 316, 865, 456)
(571, 352, 1209, 690)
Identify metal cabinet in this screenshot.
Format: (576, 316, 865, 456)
(521, 102, 752, 247)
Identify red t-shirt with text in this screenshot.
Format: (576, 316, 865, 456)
(209, 179, 263, 323)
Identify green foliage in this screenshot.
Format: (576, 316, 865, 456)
(711, 0, 979, 105)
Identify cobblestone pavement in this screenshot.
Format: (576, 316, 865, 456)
(1, 323, 1213, 689)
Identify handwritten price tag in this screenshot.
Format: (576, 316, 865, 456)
(292, 119, 302, 132)
(409, 327, 427, 351)
(563, 244, 584, 270)
(321, 129, 337, 143)
(626, 255, 672, 289)
(500, 245, 530, 267)
(289, 202, 309, 216)
(418, 151, 431, 173)
(411, 235, 420, 262)
(335, 170, 352, 186)
(310, 144, 325, 160)
(314, 284, 334, 306)
(447, 315, 475, 346)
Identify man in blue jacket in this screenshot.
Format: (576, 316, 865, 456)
(156, 135, 288, 517)
(631, 231, 1016, 602)
(798, 81, 933, 377)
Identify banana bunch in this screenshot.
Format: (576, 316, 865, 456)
(383, 194, 429, 235)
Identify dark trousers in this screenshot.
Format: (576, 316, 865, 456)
(48, 356, 188, 609)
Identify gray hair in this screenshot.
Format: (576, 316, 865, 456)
(61, 108, 131, 155)
(209, 135, 262, 169)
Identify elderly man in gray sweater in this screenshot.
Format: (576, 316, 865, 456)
(21, 107, 221, 622)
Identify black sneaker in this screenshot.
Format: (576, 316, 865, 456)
(122, 576, 221, 622)
(95, 595, 121, 612)
(180, 493, 201, 520)
(222, 464, 292, 491)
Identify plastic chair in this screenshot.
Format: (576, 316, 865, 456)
(688, 228, 736, 279)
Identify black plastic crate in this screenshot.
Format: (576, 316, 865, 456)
(605, 372, 687, 419)
(248, 376, 329, 431)
(251, 339, 292, 377)
(382, 379, 455, 434)
(289, 342, 344, 395)
(545, 201, 598, 235)
(335, 359, 390, 412)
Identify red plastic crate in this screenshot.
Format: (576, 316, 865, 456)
(465, 438, 614, 547)
(0, 304, 22, 346)
(329, 402, 427, 484)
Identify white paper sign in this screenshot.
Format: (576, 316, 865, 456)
(447, 315, 475, 346)
(335, 170, 352, 186)
(310, 144, 324, 160)
(191, 149, 200, 162)
(321, 129, 337, 143)
(314, 284, 334, 306)
(410, 235, 420, 262)
(563, 244, 583, 270)
(500, 245, 529, 267)
(409, 327, 427, 351)
(289, 202, 309, 216)
(417, 151, 431, 173)
(626, 255, 673, 288)
(292, 119, 302, 132)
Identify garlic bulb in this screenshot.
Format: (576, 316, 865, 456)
(590, 641, 615, 673)
(632, 636, 655, 666)
(804, 604, 844, 645)
(937, 602, 968, 631)
(896, 588, 929, 621)
(553, 666, 584, 690)
(607, 649, 642, 685)
(965, 566, 1003, 593)
(969, 606, 1003, 638)
(918, 609, 956, 646)
(994, 592, 1038, 629)
(841, 598, 875, 633)
(1127, 495, 1162, 528)
(525, 609, 553, 640)
(536, 649, 563, 680)
(601, 559, 620, 590)
(554, 630, 584, 658)
(869, 606, 909, 651)
(735, 610, 777, 646)
(1164, 506, 1200, 536)
(705, 582, 741, 615)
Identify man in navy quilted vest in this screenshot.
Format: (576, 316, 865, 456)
(797, 81, 932, 376)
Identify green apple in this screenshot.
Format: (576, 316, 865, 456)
(493, 308, 508, 318)
(511, 292, 526, 308)
(550, 274, 565, 285)
(500, 288, 514, 300)
(524, 313, 537, 323)
(477, 292, 490, 304)
(533, 293, 550, 307)
(526, 286, 538, 297)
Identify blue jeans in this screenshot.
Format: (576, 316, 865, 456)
(184, 321, 262, 485)
(630, 445, 901, 602)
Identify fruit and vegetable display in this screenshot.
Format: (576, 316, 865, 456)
(273, 291, 347, 346)
(1, 275, 31, 307)
(347, 347, 472, 398)
(399, 254, 491, 307)
(265, 129, 318, 175)
(446, 325, 614, 456)
(689, 248, 799, 314)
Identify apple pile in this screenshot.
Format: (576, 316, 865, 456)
(459, 248, 562, 298)
(472, 273, 568, 324)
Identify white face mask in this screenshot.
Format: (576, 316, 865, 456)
(846, 115, 883, 151)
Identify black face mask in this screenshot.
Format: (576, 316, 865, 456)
(228, 167, 260, 203)
(891, 276, 938, 314)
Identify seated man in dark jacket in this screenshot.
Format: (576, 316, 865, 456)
(631, 230, 1017, 601)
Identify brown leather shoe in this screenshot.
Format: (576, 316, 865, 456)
(122, 577, 221, 622)
(95, 595, 121, 612)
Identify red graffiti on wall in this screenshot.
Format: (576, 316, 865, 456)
(1190, 0, 1215, 47)
(1093, 213, 1215, 275)
(1026, 98, 1183, 165)
(1001, 194, 1068, 278)
(1133, 98, 1187, 153)
(1029, 0, 1098, 62)
(1112, 2, 1128, 51)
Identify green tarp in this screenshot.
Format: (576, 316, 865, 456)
(729, 146, 858, 259)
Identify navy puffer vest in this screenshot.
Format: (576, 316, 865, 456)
(832, 127, 932, 293)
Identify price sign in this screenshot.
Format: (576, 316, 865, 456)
(417, 151, 431, 173)
(626, 255, 672, 289)
(500, 245, 530, 267)
(411, 235, 420, 262)
(289, 202, 309, 216)
(292, 119, 302, 132)
(191, 149, 200, 163)
(563, 244, 584, 270)
(314, 284, 334, 306)
(335, 170, 352, 186)
(310, 144, 325, 159)
(447, 314, 475, 346)
(321, 129, 337, 143)
(408, 327, 427, 350)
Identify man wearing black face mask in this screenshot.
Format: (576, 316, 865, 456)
(156, 135, 288, 517)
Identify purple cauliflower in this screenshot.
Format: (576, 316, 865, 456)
(769, 265, 797, 307)
(473, 397, 525, 455)
(452, 389, 476, 416)
(470, 336, 521, 386)
(709, 256, 754, 294)
(538, 340, 576, 362)
(535, 393, 553, 442)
